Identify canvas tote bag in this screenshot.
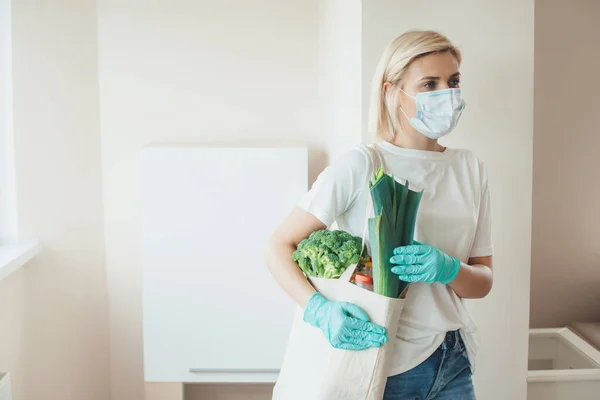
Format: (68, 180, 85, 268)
(272, 144, 404, 400)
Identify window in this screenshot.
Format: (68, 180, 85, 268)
(0, 0, 17, 245)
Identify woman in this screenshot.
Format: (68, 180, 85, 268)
(265, 30, 493, 400)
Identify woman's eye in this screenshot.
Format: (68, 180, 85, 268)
(450, 79, 461, 87)
(424, 81, 436, 89)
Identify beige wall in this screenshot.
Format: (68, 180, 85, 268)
(10, 1, 110, 399)
(0, 270, 25, 400)
(97, 1, 319, 398)
(530, 0, 600, 328)
(317, 0, 362, 161)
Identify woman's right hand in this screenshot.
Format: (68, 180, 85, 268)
(303, 293, 388, 350)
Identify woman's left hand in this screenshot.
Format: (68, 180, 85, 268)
(389, 242, 461, 284)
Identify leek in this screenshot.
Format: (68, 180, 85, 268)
(368, 167, 423, 298)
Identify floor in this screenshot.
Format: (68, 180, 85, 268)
(185, 383, 275, 400)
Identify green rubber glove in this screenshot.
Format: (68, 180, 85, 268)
(389, 242, 461, 284)
(303, 293, 388, 350)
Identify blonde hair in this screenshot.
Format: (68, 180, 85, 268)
(368, 31, 462, 142)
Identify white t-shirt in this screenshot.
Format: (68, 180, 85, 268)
(297, 140, 493, 376)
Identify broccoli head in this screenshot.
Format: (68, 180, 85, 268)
(291, 229, 368, 278)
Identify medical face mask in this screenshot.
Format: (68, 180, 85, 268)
(399, 88, 466, 140)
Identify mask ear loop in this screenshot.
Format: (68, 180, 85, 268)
(398, 87, 415, 98)
(399, 106, 411, 120)
(397, 87, 416, 120)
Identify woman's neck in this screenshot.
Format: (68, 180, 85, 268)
(391, 131, 445, 152)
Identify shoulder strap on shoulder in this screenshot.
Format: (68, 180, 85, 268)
(356, 143, 386, 260)
(357, 143, 385, 176)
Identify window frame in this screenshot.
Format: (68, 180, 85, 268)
(0, 0, 17, 245)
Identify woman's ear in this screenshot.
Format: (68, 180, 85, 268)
(382, 82, 392, 93)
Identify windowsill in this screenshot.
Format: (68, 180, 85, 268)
(0, 241, 41, 282)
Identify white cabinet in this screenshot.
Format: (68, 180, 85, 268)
(528, 328, 600, 400)
(140, 147, 306, 383)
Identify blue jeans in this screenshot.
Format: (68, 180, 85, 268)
(383, 330, 476, 400)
